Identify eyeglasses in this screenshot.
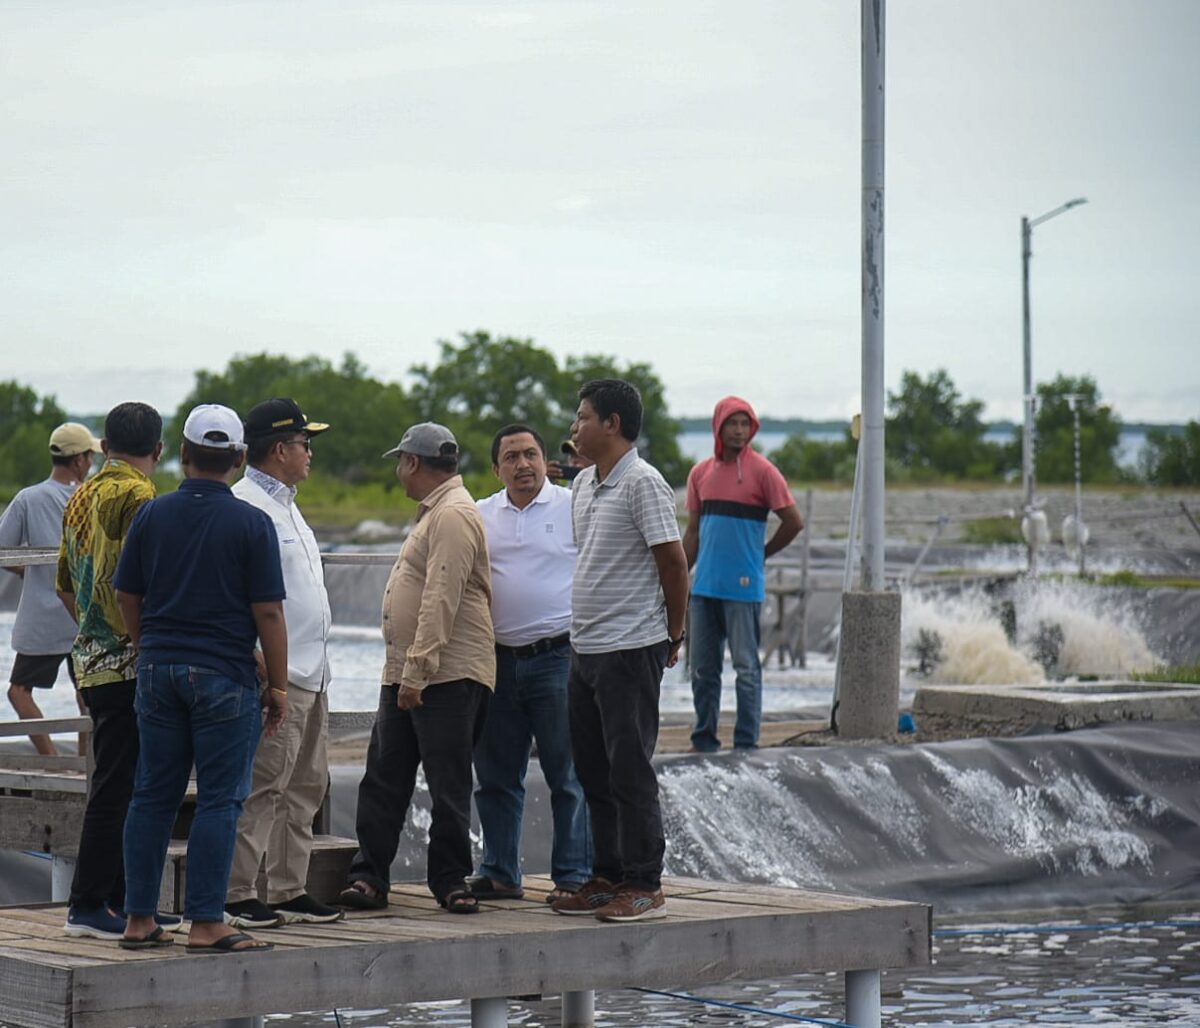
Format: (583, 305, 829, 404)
(282, 439, 312, 453)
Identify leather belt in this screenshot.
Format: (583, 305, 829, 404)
(495, 633, 571, 659)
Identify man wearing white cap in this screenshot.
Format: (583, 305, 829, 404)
(0, 423, 99, 756)
(114, 404, 288, 953)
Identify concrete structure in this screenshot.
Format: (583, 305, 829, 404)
(835, 591, 902, 738)
(914, 680, 1200, 737)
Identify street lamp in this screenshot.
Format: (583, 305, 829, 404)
(1021, 196, 1087, 575)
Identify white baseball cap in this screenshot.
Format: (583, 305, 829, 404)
(182, 404, 247, 452)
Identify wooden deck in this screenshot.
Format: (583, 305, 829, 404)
(0, 876, 930, 1028)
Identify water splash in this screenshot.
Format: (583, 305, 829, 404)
(660, 759, 844, 887)
(902, 581, 1159, 684)
(922, 752, 1155, 875)
(902, 589, 1045, 685)
(1011, 580, 1158, 678)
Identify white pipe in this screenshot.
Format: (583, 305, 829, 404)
(562, 990, 595, 1027)
(845, 969, 882, 1028)
(470, 997, 508, 1028)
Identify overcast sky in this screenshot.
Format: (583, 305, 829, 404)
(3, 0, 1197, 423)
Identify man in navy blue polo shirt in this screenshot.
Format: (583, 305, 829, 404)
(113, 404, 289, 953)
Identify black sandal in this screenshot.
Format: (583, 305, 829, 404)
(336, 883, 388, 910)
(440, 889, 480, 914)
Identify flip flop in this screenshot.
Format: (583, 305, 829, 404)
(119, 926, 175, 950)
(336, 883, 388, 910)
(440, 889, 480, 914)
(466, 875, 524, 900)
(187, 931, 273, 953)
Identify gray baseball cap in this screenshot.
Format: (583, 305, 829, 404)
(382, 422, 459, 459)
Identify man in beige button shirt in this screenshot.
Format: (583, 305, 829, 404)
(338, 423, 495, 915)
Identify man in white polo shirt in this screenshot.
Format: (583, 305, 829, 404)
(468, 424, 591, 904)
(552, 379, 689, 923)
(225, 398, 342, 929)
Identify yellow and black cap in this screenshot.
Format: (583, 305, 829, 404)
(243, 398, 330, 440)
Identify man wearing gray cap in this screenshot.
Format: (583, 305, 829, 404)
(339, 423, 495, 915)
(0, 423, 98, 756)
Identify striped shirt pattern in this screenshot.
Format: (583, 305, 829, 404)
(570, 448, 681, 654)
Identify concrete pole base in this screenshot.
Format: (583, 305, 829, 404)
(835, 591, 901, 738)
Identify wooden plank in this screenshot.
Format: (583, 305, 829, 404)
(68, 898, 928, 1028)
(0, 754, 87, 773)
(0, 880, 931, 1028)
(0, 719, 93, 738)
(0, 954, 73, 1028)
(0, 770, 88, 795)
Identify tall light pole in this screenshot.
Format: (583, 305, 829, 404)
(1021, 196, 1087, 575)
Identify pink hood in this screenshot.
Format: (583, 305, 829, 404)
(711, 395, 760, 460)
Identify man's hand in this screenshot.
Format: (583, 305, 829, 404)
(666, 636, 684, 669)
(396, 685, 424, 710)
(263, 686, 287, 737)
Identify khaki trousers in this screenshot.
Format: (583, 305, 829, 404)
(227, 684, 328, 904)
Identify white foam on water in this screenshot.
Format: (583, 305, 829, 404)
(922, 752, 1154, 875)
(659, 759, 844, 888)
(817, 757, 927, 853)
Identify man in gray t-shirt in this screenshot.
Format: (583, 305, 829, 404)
(552, 379, 689, 924)
(0, 423, 99, 755)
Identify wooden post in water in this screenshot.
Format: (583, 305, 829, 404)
(797, 488, 813, 668)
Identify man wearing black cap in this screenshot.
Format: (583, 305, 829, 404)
(339, 423, 495, 915)
(224, 398, 342, 929)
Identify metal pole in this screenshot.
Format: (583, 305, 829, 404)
(1073, 398, 1085, 575)
(1021, 215, 1036, 576)
(561, 990, 595, 1027)
(860, 0, 886, 592)
(845, 969, 882, 1028)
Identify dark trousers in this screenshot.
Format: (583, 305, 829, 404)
(349, 679, 489, 903)
(568, 642, 668, 891)
(70, 680, 138, 912)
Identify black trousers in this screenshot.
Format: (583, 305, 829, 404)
(567, 642, 668, 891)
(70, 680, 138, 912)
(349, 679, 489, 903)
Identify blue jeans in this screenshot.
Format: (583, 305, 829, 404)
(474, 645, 591, 888)
(689, 595, 763, 751)
(123, 664, 261, 923)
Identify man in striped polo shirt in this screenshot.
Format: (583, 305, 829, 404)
(551, 379, 689, 923)
(683, 396, 802, 752)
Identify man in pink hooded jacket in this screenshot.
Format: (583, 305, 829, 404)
(682, 397, 803, 751)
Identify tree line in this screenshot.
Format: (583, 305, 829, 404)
(1, 338, 1197, 497)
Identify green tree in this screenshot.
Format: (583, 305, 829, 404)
(1140, 421, 1200, 486)
(885, 369, 1005, 480)
(561, 354, 687, 484)
(0, 381, 69, 490)
(171, 352, 416, 485)
(769, 433, 855, 482)
(408, 331, 566, 475)
(1028, 374, 1123, 484)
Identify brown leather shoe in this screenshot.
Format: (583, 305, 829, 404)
(550, 877, 617, 916)
(593, 886, 666, 922)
